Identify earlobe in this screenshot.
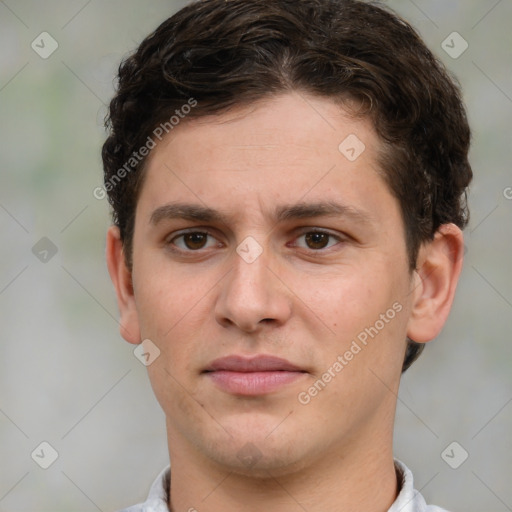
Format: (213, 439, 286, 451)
(106, 225, 141, 344)
(406, 223, 464, 344)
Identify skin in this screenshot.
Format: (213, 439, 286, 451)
(107, 92, 464, 512)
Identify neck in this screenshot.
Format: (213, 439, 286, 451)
(166, 421, 398, 512)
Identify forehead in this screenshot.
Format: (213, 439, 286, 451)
(148, 93, 381, 167)
(137, 92, 392, 223)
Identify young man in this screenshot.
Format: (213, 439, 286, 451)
(102, 0, 472, 510)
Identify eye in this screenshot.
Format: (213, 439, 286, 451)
(169, 231, 220, 251)
(293, 230, 343, 251)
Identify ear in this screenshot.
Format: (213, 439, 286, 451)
(106, 225, 141, 344)
(407, 223, 464, 343)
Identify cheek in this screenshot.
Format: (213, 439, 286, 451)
(293, 268, 389, 332)
(133, 260, 202, 339)
(293, 265, 410, 369)
(133, 265, 216, 391)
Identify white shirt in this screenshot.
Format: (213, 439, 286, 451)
(118, 459, 449, 512)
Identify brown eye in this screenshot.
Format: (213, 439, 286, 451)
(169, 231, 218, 252)
(292, 230, 342, 252)
(182, 232, 208, 250)
(304, 232, 331, 250)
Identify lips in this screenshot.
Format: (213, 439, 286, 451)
(204, 355, 304, 373)
(203, 355, 307, 395)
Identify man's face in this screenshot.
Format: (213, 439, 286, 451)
(128, 93, 415, 475)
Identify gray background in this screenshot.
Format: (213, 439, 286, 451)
(1, 0, 511, 510)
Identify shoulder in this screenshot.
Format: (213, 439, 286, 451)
(114, 497, 169, 512)
(115, 506, 143, 512)
(114, 465, 171, 512)
(390, 460, 452, 512)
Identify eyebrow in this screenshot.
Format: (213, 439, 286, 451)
(149, 201, 373, 227)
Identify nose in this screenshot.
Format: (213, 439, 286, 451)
(214, 241, 292, 333)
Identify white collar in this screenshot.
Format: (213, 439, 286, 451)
(119, 459, 449, 512)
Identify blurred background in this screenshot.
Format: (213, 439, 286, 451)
(1, 0, 511, 510)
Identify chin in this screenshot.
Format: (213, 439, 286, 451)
(212, 446, 311, 479)
(199, 420, 314, 477)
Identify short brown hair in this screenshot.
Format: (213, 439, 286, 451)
(102, 0, 472, 371)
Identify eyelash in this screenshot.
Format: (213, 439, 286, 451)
(166, 228, 345, 254)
